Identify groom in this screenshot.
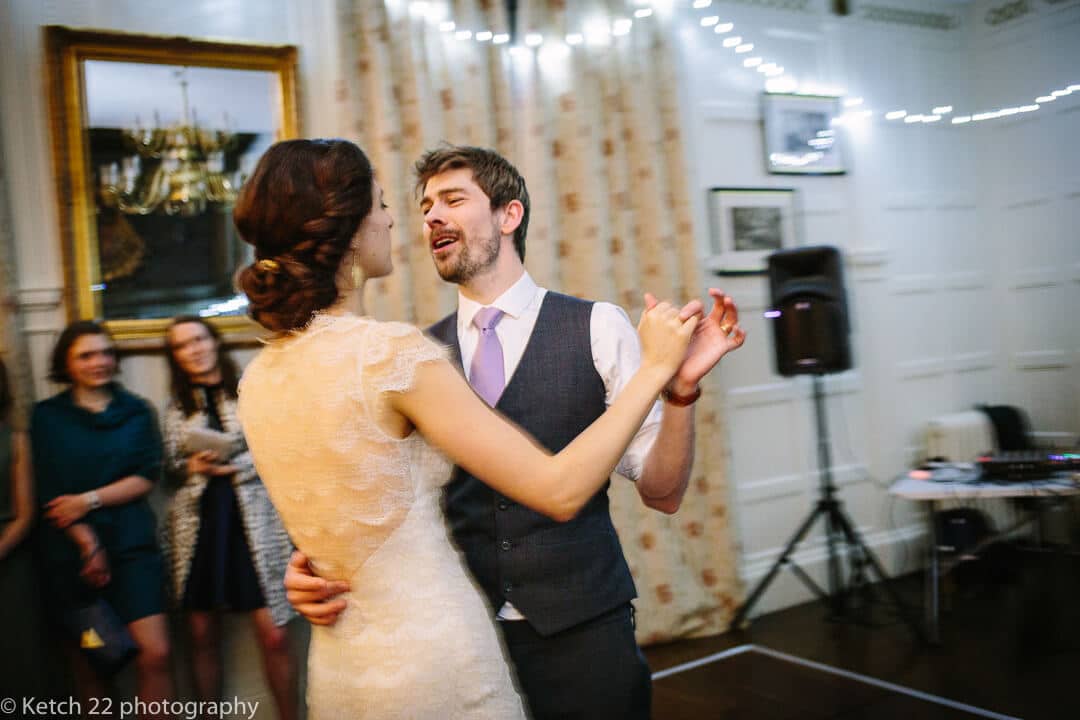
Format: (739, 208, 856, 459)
(285, 145, 744, 719)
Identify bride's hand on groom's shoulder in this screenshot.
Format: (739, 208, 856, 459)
(284, 550, 351, 626)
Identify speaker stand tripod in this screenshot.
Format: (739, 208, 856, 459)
(730, 376, 925, 642)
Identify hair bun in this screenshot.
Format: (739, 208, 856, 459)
(238, 259, 304, 332)
(232, 139, 375, 332)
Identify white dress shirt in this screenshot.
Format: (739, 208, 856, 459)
(456, 272, 663, 621)
(456, 271, 662, 481)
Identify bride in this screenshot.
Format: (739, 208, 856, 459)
(234, 139, 698, 719)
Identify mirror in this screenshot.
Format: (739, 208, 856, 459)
(46, 27, 298, 341)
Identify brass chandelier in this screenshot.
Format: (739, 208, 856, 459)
(97, 68, 241, 217)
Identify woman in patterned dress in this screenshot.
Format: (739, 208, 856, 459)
(162, 315, 296, 719)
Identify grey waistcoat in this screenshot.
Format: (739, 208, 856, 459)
(428, 291, 637, 636)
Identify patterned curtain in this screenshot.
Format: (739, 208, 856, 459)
(332, 0, 741, 644)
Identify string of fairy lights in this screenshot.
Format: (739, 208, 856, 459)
(403, 0, 1077, 128)
(197, 0, 1070, 318)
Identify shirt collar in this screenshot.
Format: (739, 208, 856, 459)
(458, 271, 539, 329)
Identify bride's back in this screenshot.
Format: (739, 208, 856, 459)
(238, 313, 448, 582)
(240, 311, 526, 718)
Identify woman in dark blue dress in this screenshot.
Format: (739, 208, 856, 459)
(31, 321, 173, 707)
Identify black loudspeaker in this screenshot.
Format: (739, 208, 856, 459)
(767, 246, 852, 376)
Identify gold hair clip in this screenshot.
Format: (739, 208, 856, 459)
(257, 259, 280, 272)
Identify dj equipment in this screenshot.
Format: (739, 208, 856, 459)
(977, 449, 1080, 481)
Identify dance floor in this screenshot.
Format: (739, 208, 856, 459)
(651, 644, 1017, 720)
(644, 553, 1080, 720)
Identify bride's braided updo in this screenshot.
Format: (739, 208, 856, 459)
(234, 139, 374, 332)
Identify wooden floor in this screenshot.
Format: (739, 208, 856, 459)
(650, 645, 1011, 719)
(643, 545, 1080, 720)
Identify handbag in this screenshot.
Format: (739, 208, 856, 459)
(61, 597, 138, 676)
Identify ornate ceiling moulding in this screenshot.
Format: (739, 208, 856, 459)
(984, 0, 1033, 25)
(858, 4, 962, 30)
(723, 0, 815, 14)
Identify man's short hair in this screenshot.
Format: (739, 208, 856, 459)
(414, 145, 530, 261)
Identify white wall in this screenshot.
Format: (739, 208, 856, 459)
(674, 0, 1080, 614)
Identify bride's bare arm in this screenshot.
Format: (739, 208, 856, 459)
(391, 300, 697, 522)
(283, 299, 697, 621)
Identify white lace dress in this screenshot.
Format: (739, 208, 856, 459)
(238, 313, 526, 720)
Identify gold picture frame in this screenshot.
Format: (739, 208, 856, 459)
(45, 26, 299, 342)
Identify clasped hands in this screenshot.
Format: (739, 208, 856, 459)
(44, 494, 94, 530)
(648, 287, 746, 397)
(43, 498, 111, 588)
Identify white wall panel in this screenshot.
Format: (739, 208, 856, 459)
(801, 209, 849, 249)
(948, 289, 996, 360)
(678, 0, 1079, 614)
(729, 397, 805, 484)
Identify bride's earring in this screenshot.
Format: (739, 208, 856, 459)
(350, 251, 364, 290)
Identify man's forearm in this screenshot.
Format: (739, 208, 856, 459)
(636, 401, 696, 514)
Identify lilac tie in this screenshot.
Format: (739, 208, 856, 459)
(469, 307, 506, 407)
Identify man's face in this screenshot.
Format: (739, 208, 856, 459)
(420, 167, 503, 285)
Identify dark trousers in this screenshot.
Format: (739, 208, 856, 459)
(498, 603, 652, 720)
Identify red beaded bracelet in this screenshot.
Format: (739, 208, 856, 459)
(661, 385, 701, 407)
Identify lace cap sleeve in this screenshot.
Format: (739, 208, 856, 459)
(359, 321, 450, 396)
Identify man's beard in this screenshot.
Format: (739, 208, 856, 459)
(435, 223, 502, 285)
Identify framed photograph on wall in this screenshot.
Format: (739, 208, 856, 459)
(762, 93, 845, 175)
(706, 187, 797, 273)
